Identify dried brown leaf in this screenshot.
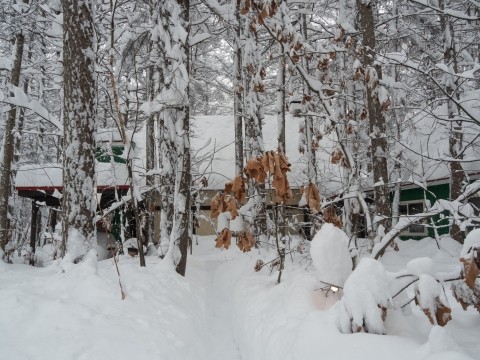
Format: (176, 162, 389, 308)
(254, 259, 264, 272)
(304, 182, 321, 214)
(211, 192, 226, 219)
(225, 195, 239, 220)
(323, 206, 342, 228)
(237, 231, 256, 252)
(215, 228, 232, 250)
(461, 257, 480, 289)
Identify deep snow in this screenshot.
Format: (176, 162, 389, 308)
(0, 235, 479, 360)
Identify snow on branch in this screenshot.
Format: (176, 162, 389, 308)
(409, 0, 480, 21)
(0, 86, 62, 130)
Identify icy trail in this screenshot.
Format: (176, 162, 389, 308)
(187, 237, 243, 360)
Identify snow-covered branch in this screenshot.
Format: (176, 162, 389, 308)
(372, 179, 480, 259)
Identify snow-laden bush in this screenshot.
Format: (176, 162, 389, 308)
(414, 274, 452, 326)
(310, 223, 352, 287)
(337, 258, 392, 334)
(452, 228, 480, 313)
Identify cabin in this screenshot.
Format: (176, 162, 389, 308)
(14, 117, 312, 256)
(392, 173, 480, 240)
(15, 115, 480, 256)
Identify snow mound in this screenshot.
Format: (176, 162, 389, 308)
(407, 257, 436, 277)
(337, 258, 392, 334)
(310, 223, 352, 287)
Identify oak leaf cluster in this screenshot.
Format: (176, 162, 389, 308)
(237, 231, 255, 252)
(211, 192, 239, 220)
(243, 151, 293, 204)
(215, 228, 232, 250)
(301, 182, 321, 214)
(322, 206, 342, 228)
(452, 250, 480, 313)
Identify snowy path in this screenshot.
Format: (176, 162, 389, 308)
(187, 238, 243, 360)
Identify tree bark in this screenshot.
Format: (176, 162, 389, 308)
(234, 5, 244, 176)
(159, 0, 191, 276)
(0, 30, 25, 252)
(439, 0, 465, 244)
(145, 66, 157, 247)
(357, 0, 391, 231)
(29, 200, 39, 265)
(61, 0, 97, 262)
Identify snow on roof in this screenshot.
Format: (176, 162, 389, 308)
(18, 105, 478, 196)
(16, 126, 147, 191)
(191, 115, 307, 190)
(15, 161, 133, 190)
(15, 163, 63, 189)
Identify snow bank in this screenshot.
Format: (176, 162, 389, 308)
(0, 257, 208, 360)
(212, 238, 477, 360)
(1, 236, 478, 360)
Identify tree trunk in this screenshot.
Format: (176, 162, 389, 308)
(158, 115, 175, 257)
(174, 0, 191, 276)
(357, 0, 391, 232)
(242, 9, 267, 244)
(145, 66, 157, 247)
(234, 5, 244, 176)
(61, 0, 97, 262)
(160, 0, 191, 276)
(29, 200, 39, 265)
(439, 0, 465, 244)
(0, 30, 25, 253)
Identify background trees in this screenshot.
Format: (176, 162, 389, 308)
(0, 0, 478, 269)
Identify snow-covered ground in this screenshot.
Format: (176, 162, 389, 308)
(0, 235, 479, 360)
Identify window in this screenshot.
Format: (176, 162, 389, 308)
(399, 201, 428, 236)
(96, 145, 126, 164)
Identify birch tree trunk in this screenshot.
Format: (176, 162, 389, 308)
(61, 0, 97, 262)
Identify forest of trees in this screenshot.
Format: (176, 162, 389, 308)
(0, 0, 479, 278)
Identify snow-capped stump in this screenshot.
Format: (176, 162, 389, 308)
(310, 223, 352, 287)
(452, 228, 480, 313)
(337, 258, 391, 334)
(414, 274, 452, 326)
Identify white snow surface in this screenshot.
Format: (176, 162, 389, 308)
(1, 236, 479, 360)
(310, 223, 352, 287)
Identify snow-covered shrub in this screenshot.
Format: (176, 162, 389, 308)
(452, 228, 480, 313)
(310, 223, 352, 287)
(414, 274, 452, 326)
(337, 258, 391, 334)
